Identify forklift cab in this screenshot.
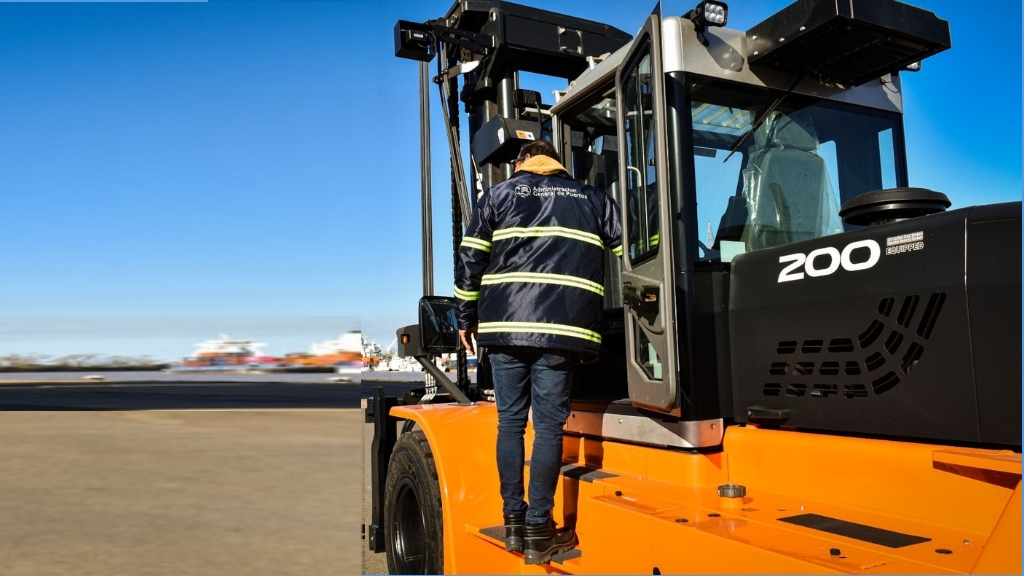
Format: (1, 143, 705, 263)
(551, 3, 948, 447)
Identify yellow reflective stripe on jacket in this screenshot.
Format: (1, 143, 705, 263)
(481, 272, 604, 296)
(492, 226, 603, 249)
(478, 321, 602, 344)
(454, 287, 479, 301)
(612, 245, 623, 257)
(460, 236, 492, 252)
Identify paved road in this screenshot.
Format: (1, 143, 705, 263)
(0, 379, 359, 410)
(0, 379, 360, 576)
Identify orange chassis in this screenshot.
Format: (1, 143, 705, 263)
(392, 400, 1021, 574)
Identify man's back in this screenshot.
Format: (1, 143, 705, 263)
(456, 153, 622, 354)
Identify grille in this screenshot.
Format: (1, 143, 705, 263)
(760, 293, 945, 400)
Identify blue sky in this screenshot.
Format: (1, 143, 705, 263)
(0, 0, 1020, 361)
(1, 1, 371, 360)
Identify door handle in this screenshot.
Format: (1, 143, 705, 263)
(622, 282, 659, 315)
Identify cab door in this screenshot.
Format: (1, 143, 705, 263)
(616, 10, 681, 416)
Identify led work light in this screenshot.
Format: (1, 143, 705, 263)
(686, 1, 728, 28)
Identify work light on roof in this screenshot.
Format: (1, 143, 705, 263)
(687, 1, 728, 28)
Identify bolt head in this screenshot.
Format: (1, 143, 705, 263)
(717, 483, 747, 498)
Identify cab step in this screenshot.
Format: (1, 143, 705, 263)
(473, 524, 583, 565)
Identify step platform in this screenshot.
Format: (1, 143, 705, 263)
(475, 525, 583, 565)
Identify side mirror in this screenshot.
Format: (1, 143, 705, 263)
(418, 296, 461, 353)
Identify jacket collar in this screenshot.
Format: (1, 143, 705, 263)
(518, 155, 570, 177)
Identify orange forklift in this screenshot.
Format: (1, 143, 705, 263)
(366, 0, 1022, 572)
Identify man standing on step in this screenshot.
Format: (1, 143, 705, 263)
(456, 140, 622, 565)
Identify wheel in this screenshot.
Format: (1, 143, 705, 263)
(383, 429, 444, 574)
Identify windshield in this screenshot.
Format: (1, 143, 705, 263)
(686, 78, 905, 262)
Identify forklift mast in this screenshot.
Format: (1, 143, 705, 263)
(394, 1, 632, 399)
(396, 1, 632, 196)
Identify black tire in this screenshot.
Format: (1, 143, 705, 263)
(383, 429, 444, 574)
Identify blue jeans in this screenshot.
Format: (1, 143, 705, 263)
(489, 347, 576, 525)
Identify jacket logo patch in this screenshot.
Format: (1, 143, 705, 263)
(515, 184, 531, 198)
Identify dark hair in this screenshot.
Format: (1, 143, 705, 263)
(519, 140, 561, 163)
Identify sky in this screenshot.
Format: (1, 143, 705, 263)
(0, 0, 1020, 361)
(0, 1, 372, 360)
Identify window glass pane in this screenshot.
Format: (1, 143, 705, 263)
(636, 325, 662, 380)
(818, 140, 840, 207)
(622, 51, 659, 263)
(694, 147, 743, 257)
(879, 128, 897, 189)
(687, 78, 905, 260)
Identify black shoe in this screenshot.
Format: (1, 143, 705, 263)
(503, 513, 526, 552)
(523, 520, 577, 565)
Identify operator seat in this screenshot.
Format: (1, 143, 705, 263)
(740, 111, 843, 251)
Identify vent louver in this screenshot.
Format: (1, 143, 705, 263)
(762, 293, 945, 400)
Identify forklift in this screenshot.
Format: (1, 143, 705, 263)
(366, 0, 1022, 572)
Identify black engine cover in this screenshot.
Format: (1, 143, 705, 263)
(729, 202, 1021, 446)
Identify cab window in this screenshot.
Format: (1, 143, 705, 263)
(622, 50, 659, 263)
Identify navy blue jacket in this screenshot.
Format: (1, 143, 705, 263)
(455, 158, 622, 354)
